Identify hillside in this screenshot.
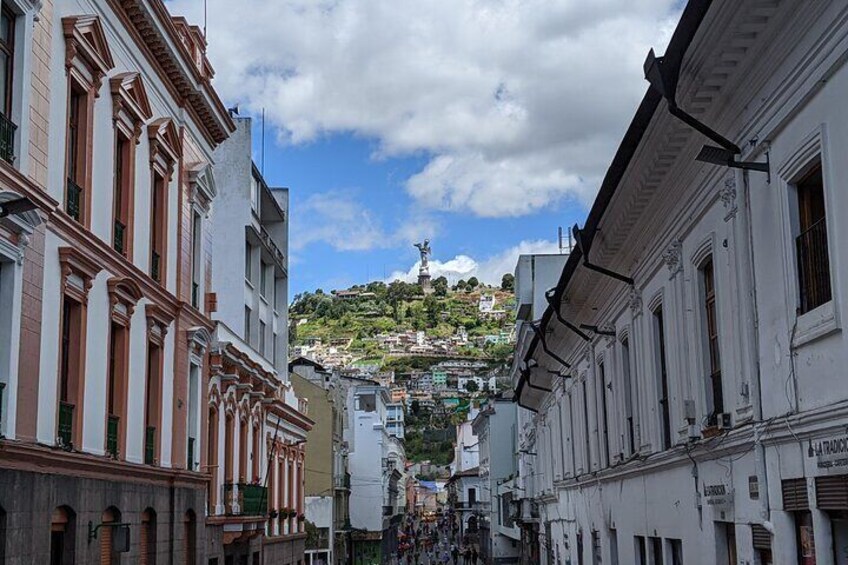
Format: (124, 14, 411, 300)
(289, 277, 516, 367)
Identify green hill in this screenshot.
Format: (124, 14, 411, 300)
(289, 278, 516, 365)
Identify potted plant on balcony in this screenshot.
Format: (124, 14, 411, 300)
(297, 513, 305, 521)
(269, 508, 278, 519)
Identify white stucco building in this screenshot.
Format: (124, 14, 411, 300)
(514, 1, 848, 564)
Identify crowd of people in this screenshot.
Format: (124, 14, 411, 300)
(394, 511, 480, 565)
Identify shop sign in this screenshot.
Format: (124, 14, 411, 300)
(702, 483, 733, 508)
(807, 433, 848, 472)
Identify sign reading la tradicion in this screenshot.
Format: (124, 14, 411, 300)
(807, 432, 848, 473)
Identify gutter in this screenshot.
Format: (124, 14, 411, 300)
(517, 0, 713, 395)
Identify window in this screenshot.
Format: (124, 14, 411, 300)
(239, 417, 248, 481)
(701, 257, 724, 426)
(106, 322, 128, 458)
(58, 297, 84, 448)
(184, 510, 197, 565)
(150, 173, 166, 283)
(244, 306, 252, 344)
(667, 539, 682, 565)
(260, 261, 268, 297)
(250, 175, 259, 212)
(621, 336, 637, 455)
(65, 87, 87, 222)
(468, 488, 476, 505)
(634, 536, 647, 565)
(187, 363, 199, 471)
(100, 507, 121, 565)
(653, 306, 671, 450)
(795, 161, 831, 314)
(207, 407, 219, 508)
(191, 211, 201, 308)
(591, 530, 601, 565)
(113, 134, 131, 256)
(144, 342, 162, 465)
(0, 5, 16, 163)
(259, 320, 266, 356)
(245, 242, 253, 282)
(582, 379, 591, 470)
(598, 361, 610, 466)
(649, 536, 663, 565)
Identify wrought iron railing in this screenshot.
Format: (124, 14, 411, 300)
(144, 426, 156, 465)
(66, 178, 83, 222)
(187, 437, 196, 471)
(113, 220, 126, 256)
(58, 401, 74, 447)
(0, 382, 5, 433)
(151, 251, 161, 282)
(107, 415, 119, 457)
(796, 218, 831, 314)
(0, 112, 17, 164)
(223, 483, 268, 516)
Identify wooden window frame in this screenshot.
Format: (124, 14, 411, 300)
(62, 16, 114, 227)
(56, 247, 100, 448)
(0, 4, 16, 118)
(653, 305, 672, 451)
(109, 73, 151, 259)
(104, 278, 142, 459)
(146, 118, 179, 286)
(700, 257, 724, 425)
(144, 304, 173, 465)
(794, 160, 831, 314)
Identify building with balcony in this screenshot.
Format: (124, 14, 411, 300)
(291, 357, 351, 565)
(386, 402, 405, 439)
(346, 384, 408, 564)
(513, 1, 848, 563)
(472, 398, 520, 565)
(208, 116, 312, 564)
(0, 1, 234, 562)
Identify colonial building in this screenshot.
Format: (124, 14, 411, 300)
(208, 116, 312, 564)
(514, 1, 848, 564)
(0, 0, 233, 562)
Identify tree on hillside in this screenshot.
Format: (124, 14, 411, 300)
(433, 276, 448, 297)
(501, 273, 515, 291)
(467, 277, 479, 289)
(455, 279, 466, 291)
(465, 380, 479, 393)
(411, 400, 421, 416)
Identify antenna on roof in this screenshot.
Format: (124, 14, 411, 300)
(203, 0, 208, 38)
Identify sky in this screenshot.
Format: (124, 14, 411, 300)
(168, 0, 682, 297)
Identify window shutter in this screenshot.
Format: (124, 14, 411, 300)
(782, 478, 810, 511)
(815, 475, 848, 510)
(751, 524, 771, 550)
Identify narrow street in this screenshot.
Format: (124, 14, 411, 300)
(391, 514, 482, 565)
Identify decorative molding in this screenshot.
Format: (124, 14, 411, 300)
(110, 72, 153, 141)
(58, 247, 100, 304)
(628, 288, 642, 318)
(148, 118, 181, 176)
(720, 175, 737, 221)
(145, 303, 175, 346)
(62, 15, 115, 96)
(107, 277, 144, 326)
(662, 239, 683, 278)
(186, 162, 216, 214)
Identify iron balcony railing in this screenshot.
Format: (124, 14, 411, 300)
(106, 415, 119, 457)
(58, 401, 74, 447)
(66, 178, 83, 222)
(0, 112, 17, 164)
(151, 251, 161, 282)
(187, 437, 196, 471)
(223, 483, 268, 516)
(0, 382, 5, 432)
(796, 217, 832, 314)
(144, 426, 156, 465)
(113, 220, 127, 256)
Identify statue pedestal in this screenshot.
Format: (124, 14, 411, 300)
(418, 273, 433, 293)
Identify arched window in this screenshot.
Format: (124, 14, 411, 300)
(100, 507, 121, 565)
(140, 508, 156, 565)
(50, 505, 76, 565)
(239, 416, 248, 482)
(183, 510, 196, 565)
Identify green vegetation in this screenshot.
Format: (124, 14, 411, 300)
(290, 279, 516, 366)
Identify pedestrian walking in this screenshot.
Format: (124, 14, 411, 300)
(471, 547, 478, 565)
(450, 544, 459, 565)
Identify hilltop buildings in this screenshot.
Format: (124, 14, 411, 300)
(512, 1, 848, 563)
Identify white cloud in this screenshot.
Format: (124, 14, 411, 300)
(291, 191, 440, 252)
(169, 0, 681, 218)
(387, 239, 562, 285)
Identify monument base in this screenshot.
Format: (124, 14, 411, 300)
(418, 273, 433, 293)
